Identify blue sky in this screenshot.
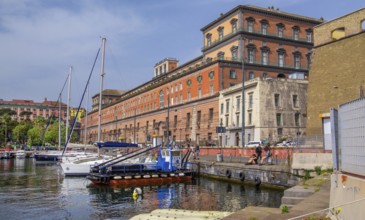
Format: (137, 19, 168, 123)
(1, 0, 364, 108)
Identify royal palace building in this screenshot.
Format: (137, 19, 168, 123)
(81, 5, 322, 146)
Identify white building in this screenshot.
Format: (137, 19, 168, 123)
(218, 77, 308, 146)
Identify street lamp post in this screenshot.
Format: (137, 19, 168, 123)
(241, 36, 246, 147)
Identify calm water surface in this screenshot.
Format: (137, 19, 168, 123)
(0, 159, 283, 220)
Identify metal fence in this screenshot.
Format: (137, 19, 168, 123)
(337, 97, 365, 176)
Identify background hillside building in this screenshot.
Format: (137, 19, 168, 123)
(219, 77, 307, 146)
(0, 98, 67, 121)
(81, 5, 322, 146)
(306, 8, 365, 149)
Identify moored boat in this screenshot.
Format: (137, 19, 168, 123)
(86, 145, 195, 187)
(60, 142, 138, 176)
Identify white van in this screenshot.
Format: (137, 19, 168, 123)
(244, 141, 262, 147)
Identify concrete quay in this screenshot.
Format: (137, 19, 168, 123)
(193, 155, 331, 220)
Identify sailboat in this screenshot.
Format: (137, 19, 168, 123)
(34, 68, 73, 163)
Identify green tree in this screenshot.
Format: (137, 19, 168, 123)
(0, 112, 18, 147)
(12, 122, 32, 145)
(44, 121, 78, 146)
(27, 126, 43, 146)
(26, 116, 46, 146)
(44, 121, 63, 146)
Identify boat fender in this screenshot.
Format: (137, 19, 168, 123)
(161, 174, 168, 178)
(151, 174, 159, 178)
(114, 176, 122, 180)
(134, 187, 142, 195)
(178, 173, 185, 177)
(124, 176, 132, 179)
(170, 173, 175, 177)
(239, 172, 245, 181)
(143, 175, 151, 179)
(255, 176, 261, 187)
(134, 175, 141, 179)
(225, 169, 232, 178)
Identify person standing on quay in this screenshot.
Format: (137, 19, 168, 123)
(255, 145, 262, 162)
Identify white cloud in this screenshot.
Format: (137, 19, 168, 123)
(0, 0, 151, 103)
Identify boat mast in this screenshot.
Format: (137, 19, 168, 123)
(65, 66, 72, 144)
(58, 95, 62, 150)
(84, 85, 89, 146)
(97, 37, 106, 142)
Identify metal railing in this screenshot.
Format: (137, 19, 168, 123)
(288, 197, 365, 220)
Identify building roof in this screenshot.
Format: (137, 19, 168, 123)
(92, 89, 127, 99)
(201, 5, 324, 31)
(0, 98, 67, 108)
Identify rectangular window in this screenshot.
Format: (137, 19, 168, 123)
(248, 94, 253, 109)
(210, 84, 214, 95)
(274, 94, 280, 108)
(294, 56, 300, 69)
(248, 72, 255, 80)
(225, 116, 229, 127)
(278, 54, 284, 67)
(197, 111, 201, 128)
(236, 96, 241, 111)
(186, 113, 190, 128)
(306, 32, 312, 42)
(174, 115, 177, 128)
(198, 88, 202, 98)
(262, 51, 268, 65)
(188, 92, 191, 101)
(209, 108, 214, 121)
(293, 30, 299, 40)
(220, 103, 224, 115)
(229, 70, 237, 79)
(180, 82, 182, 90)
(226, 100, 230, 114)
(248, 50, 254, 63)
(248, 112, 252, 125)
(295, 113, 300, 127)
(278, 27, 283, 38)
(180, 94, 183, 104)
(261, 24, 267, 35)
(276, 113, 282, 126)
(248, 21, 253, 32)
(293, 95, 298, 108)
(236, 114, 239, 127)
(207, 37, 211, 46)
(232, 50, 238, 61)
(218, 30, 224, 40)
(232, 22, 237, 33)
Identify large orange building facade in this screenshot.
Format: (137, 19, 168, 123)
(81, 5, 322, 146)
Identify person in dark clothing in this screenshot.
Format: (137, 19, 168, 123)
(195, 146, 200, 157)
(255, 145, 262, 162)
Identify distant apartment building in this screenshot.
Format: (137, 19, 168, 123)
(306, 8, 365, 148)
(81, 5, 322, 145)
(219, 77, 307, 146)
(91, 89, 127, 111)
(0, 98, 67, 121)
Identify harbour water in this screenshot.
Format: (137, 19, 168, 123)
(0, 158, 283, 220)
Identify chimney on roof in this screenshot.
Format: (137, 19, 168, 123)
(276, 8, 279, 11)
(44, 97, 47, 102)
(220, 13, 224, 16)
(320, 17, 324, 20)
